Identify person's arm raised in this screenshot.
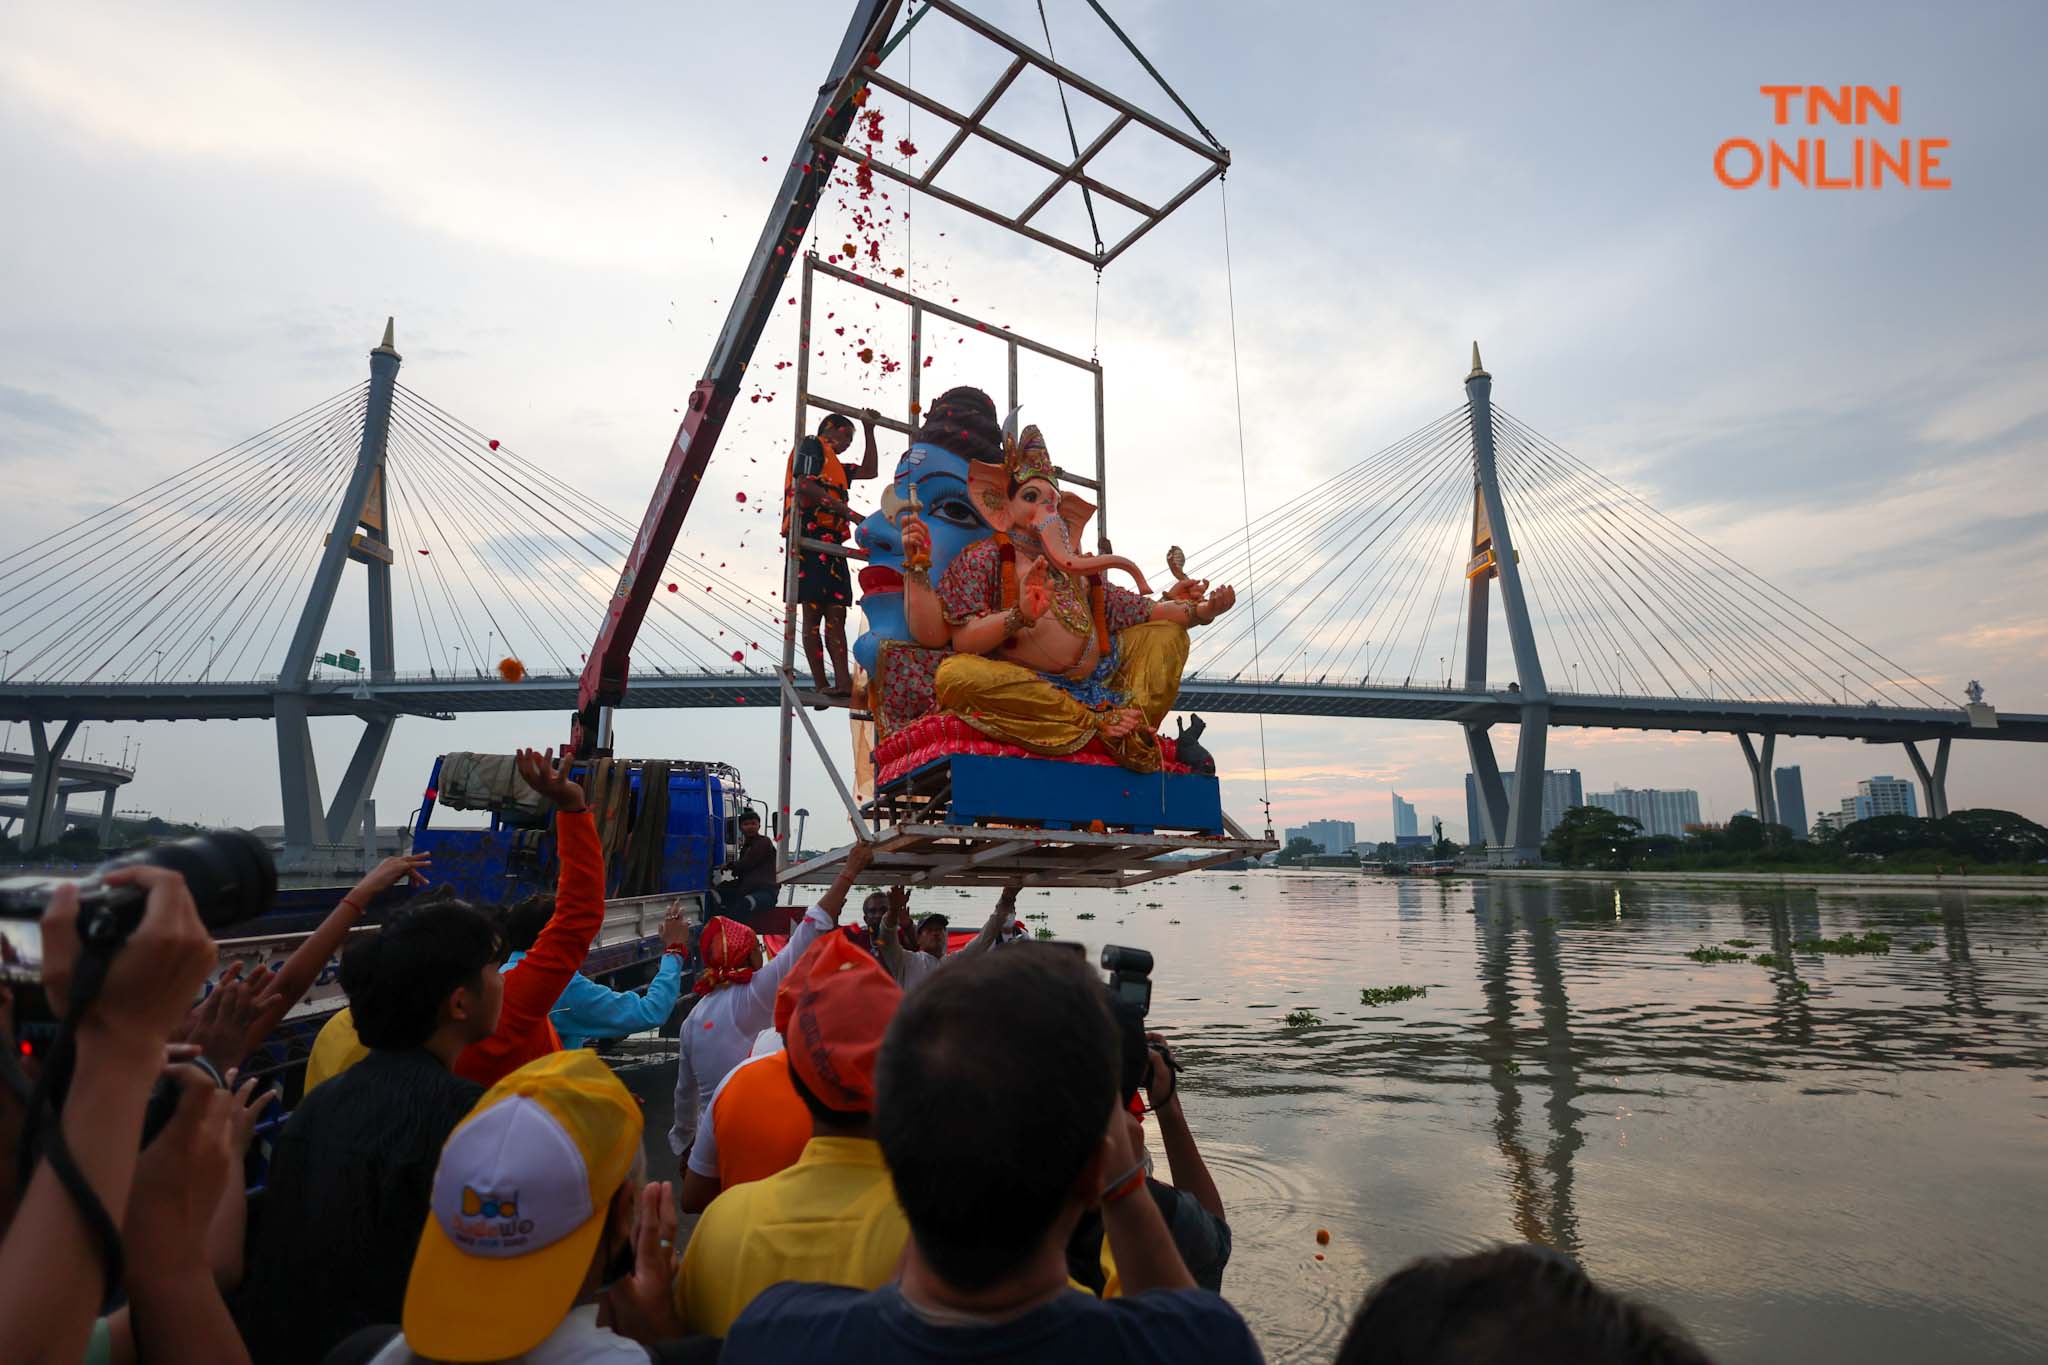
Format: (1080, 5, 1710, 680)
(1096, 1108, 1196, 1295)
(0, 870, 216, 1365)
(119, 1070, 254, 1365)
(955, 882, 1021, 962)
(850, 408, 882, 481)
(270, 853, 429, 1009)
(738, 842, 873, 1012)
(1145, 1034, 1224, 1221)
(491, 748, 601, 1043)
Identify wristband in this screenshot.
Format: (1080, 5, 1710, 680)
(664, 944, 690, 959)
(340, 896, 366, 915)
(1100, 1160, 1147, 1205)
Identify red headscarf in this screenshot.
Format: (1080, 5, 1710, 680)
(694, 915, 760, 995)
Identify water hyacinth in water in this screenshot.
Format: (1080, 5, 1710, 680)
(1358, 984, 1429, 1006)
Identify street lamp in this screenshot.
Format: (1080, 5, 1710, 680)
(203, 636, 215, 681)
(794, 807, 810, 852)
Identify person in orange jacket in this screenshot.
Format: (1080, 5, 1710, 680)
(455, 747, 602, 1087)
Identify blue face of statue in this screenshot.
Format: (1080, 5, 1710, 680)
(853, 441, 990, 674)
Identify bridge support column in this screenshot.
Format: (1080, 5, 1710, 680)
(1507, 704, 1551, 858)
(1460, 346, 1551, 865)
(325, 716, 393, 845)
(24, 718, 80, 849)
(276, 695, 324, 857)
(1903, 737, 1950, 819)
(98, 787, 117, 848)
(1464, 724, 1510, 849)
(1736, 733, 1778, 830)
(276, 320, 403, 860)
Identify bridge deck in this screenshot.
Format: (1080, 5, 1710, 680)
(2, 673, 2040, 744)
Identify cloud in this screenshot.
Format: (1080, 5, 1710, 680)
(0, 384, 109, 442)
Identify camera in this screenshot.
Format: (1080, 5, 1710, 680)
(1046, 941, 1169, 1102)
(1099, 945, 1158, 1104)
(0, 830, 276, 984)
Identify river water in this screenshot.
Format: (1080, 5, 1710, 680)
(623, 870, 2048, 1364)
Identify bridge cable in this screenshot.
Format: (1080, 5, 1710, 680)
(388, 395, 767, 670)
(1501, 410, 1951, 708)
(1185, 413, 1464, 669)
(1217, 176, 1270, 826)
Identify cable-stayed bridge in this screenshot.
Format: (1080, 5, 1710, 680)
(2, 327, 2039, 860)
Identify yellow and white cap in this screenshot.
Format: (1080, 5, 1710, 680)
(402, 1050, 643, 1361)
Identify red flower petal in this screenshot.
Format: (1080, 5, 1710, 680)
(487, 438, 500, 451)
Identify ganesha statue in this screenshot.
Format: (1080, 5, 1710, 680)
(852, 385, 1234, 774)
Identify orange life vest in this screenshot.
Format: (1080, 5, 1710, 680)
(782, 436, 850, 540)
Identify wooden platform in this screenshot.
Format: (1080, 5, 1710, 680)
(779, 822, 1273, 889)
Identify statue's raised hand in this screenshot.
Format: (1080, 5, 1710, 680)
(899, 512, 931, 572)
(1193, 583, 1236, 625)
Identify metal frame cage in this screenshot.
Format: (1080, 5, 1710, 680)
(808, 0, 1231, 270)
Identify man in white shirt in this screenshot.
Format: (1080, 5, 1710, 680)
(870, 881, 1021, 990)
(668, 842, 874, 1156)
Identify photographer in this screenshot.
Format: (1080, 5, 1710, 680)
(0, 868, 217, 1365)
(1068, 1027, 1232, 1295)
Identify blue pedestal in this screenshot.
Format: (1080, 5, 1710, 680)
(888, 754, 1223, 834)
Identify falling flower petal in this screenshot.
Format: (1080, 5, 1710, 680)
(487, 438, 500, 451)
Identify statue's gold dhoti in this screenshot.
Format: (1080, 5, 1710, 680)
(933, 622, 1189, 773)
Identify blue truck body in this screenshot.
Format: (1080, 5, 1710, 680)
(409, 754, 749, 905)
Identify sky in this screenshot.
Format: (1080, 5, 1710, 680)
(1, 0, 2043, 844)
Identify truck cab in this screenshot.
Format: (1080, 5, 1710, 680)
(411, 752, 752, 912)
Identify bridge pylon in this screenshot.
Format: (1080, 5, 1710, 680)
(275, 320, 401, 858)
(1459, 345, 1552, 865)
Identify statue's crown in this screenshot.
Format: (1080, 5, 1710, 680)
(1004, 424, 1055, 488)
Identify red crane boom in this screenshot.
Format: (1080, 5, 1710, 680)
(573, 0, 902, 756)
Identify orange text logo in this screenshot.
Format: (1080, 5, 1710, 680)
(1715, 86, 1948, 190)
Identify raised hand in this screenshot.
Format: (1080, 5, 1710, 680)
(1163, 575, 1208, 604)
(898, 512, 932, 572)
(515, 747, 587, 812)
(604, 1181, 686, 1345)
(1193, 583, 1236, 625)
(355, 852, 430, 898)
(657, 905, 689, 949)
(177, 962, 289, 1075)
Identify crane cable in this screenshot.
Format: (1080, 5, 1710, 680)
(1219, 174, 1272, 836)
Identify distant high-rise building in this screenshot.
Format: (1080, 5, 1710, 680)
(1586, 787, 1703, 839)
(1283, 819, 1357, 855)
(1462, 769, 1583, 844)
(1774, 766, 1809, 841)
(1391, 793, 1419, 840)
(1857, 774, 1918, 820)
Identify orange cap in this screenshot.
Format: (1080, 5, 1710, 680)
(780, 930, 902, 1113)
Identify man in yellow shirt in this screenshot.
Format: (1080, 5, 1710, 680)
(671, 930, 907, 1337)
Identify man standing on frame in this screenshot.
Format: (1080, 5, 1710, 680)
(784, 409, 879, 700)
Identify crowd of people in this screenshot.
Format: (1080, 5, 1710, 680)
(0, 741, 1718, 1364)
